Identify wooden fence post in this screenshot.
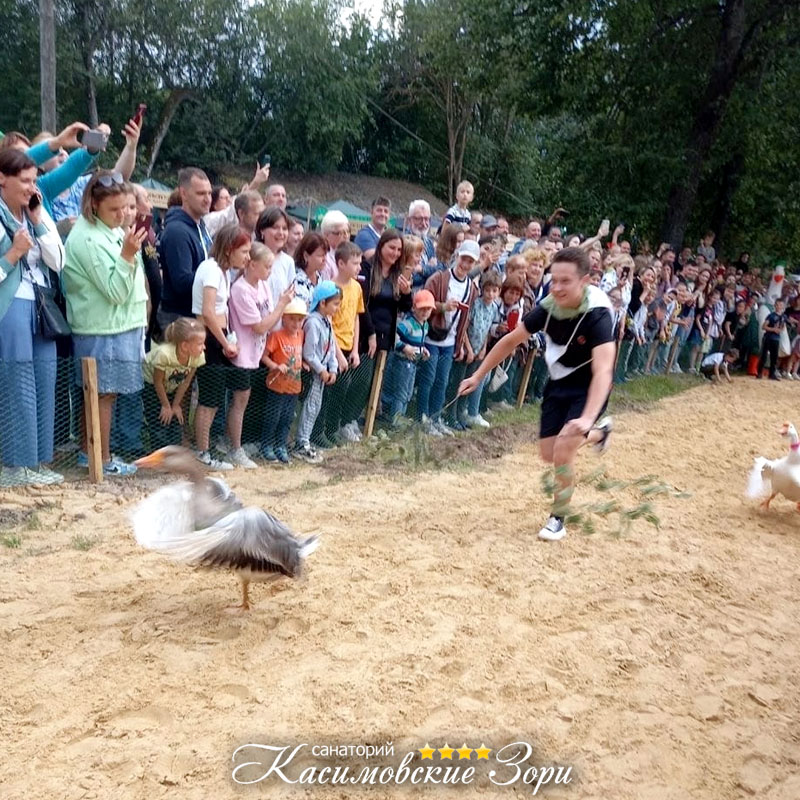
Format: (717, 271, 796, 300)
(81, 357, 103, 483)
(364, 350, 388, 439)
(516, 349, 537, 409)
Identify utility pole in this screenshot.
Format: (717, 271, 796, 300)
(40, 0, 57, 131)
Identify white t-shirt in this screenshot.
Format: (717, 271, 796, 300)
(426, 272, 471, 348)
(191, 258, 230, 316)
(267, 252, 296, 302)
(701, 352, 725, 368)
(13, 219, 46, 301)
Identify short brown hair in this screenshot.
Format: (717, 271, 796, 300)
(551, 246, 590, 276)
(0, 148, 36, 176)
(178, 167, 210, 189)
(80, 171, 131, 223)
(480, 271, 502, 291)
(210, 224, 251, 268)
(372, 196, 391, 209)
(0, 131, 31, 150)
(500, 274, 526, 298)
(335, 240, 361, 265)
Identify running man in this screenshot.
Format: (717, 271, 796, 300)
(459, 246, 615, 541)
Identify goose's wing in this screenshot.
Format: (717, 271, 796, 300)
(130, 481, 196, 550)
(746, 457, 774, 499)
(143, 506, 318, 578)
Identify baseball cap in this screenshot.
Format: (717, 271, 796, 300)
(413, 289, 436, 310)
(480, 214, 498, 229)
(309, 280, 340, 312)
(454, 240, 480, 261)
(283, 298, 308, 316)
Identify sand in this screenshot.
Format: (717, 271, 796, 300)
(1, 378, 799, 800)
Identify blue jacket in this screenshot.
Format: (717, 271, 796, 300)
(158, 207, 212, 316)
(27, 142, 98, 220)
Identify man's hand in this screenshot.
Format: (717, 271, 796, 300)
(560, 416, 593, 438)
(248, 161, 270, 190)
(458, 374, 481, 396)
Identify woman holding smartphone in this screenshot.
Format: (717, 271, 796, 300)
(0, 149, 67, 486)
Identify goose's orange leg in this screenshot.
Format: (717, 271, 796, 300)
(761, 493, 777, 510)
(226, 579, 251, 613)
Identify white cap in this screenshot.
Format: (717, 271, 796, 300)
(454, 240, 480, 261)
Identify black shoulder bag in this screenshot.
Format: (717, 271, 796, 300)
(2, 216, 71, 339)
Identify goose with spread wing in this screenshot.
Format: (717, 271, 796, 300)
(130, 446, 319, 610)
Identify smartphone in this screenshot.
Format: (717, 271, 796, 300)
(507, 309, 520, 330)
(132, 103, 147, 127)
(28, 193, 41, 211)
(134, 213, 153, 236)
(81, 129, 108, 152)
(262, 154, 271, 168)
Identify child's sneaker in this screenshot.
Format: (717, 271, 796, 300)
(103, 456, 137, 477)
(465, 414, 490, 429)
(422, 416, 442, 437)
(435, 419, 455, 437)
(538, 516, 566, 541)
(346, 421, 362, 441)
(338, 423, 360, 443)
(228, 447, 258, 469)
(261, 445, 277, 462)
(275, 447, 290, 464)
(196, 450, 234, 471)
(242, 442, 261, 457)
(293, 443, 321, 463)
(76, 450, 89, 468)
(593, 416, 613, 454)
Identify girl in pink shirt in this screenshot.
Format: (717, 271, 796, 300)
(226, 242, 294, 467)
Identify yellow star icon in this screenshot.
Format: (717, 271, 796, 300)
(457, 744, 473, 760)
(474, 744, 492, 759)
(438, 743, 455, 759)
(419, 744, 435, 760)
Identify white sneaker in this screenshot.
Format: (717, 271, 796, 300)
(785, 372, 795, 381)
(338, 423, 360, 443)
(196, 450, 234, 471)
(242, 442, 261, 457)
(213, 436, 233, 455)
(593, 416, 613, 454)
(436, 419, 455, 437)
(346, 421, 362, 441)
(36, 465, 65, 484)
(228, 447, 258, 469)
(422, 416, 443, 437)
(0, 466, 44, 488)
(538, 516, 566, 541)
(465, 414, 490, 429)
(670, 364, 683, 374)
(492, 400, 514, 412)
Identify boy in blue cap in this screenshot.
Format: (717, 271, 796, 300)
(293, 281, 342, 462)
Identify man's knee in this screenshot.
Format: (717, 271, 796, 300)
(553, 434, 581, 465)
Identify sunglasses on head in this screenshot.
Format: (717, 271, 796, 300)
(96, 172, 124, 188)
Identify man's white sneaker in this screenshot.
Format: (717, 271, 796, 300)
(436, 419, 456, 437)
(196, 450, 234, 471)
(593, 416, 613, 454)
(465, 414, 490, 429)
(538, 516, 566, 541)
(228, 447, 258, 469)
(338, 423, 360, 443)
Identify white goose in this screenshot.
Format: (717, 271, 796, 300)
(130, 446, 319, 610)
(747, 422, 800, 511)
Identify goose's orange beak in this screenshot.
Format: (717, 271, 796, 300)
(779, 422, 790, 436)
(134, 450, 167, 469)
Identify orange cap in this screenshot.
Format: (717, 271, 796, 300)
(414, 289, 436, 310)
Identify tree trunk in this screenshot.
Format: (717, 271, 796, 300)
(39, 0, 57, 132)
(708, 150, 744, 258)
(660, 0, 747, 248)
(145, 89, 193, 177)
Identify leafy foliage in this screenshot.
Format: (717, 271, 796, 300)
(4, 0, 800, 257)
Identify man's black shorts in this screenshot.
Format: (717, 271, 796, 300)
(540, 380, 609, 439)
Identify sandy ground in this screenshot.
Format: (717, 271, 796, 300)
(1, 378, 799, 800)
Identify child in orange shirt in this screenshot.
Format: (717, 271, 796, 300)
(260, 298, 307, 463)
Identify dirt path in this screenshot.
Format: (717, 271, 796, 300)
(1, 378, 798, 799)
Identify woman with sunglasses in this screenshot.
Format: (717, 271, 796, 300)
(0, 148, 66, 487)
(63, 170, 148, 476)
